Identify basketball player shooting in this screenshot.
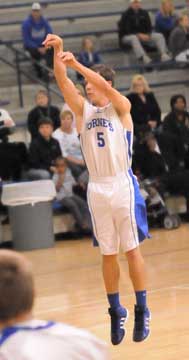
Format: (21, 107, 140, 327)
(43, 34, 151, 345)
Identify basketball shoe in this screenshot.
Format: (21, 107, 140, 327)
(133, 305, 151, 342)
(108, 306, 129, 345)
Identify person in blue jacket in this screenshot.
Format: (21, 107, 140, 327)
(77, 37, 101, 79)
(22, 2, 53, 79)
(155, 0, 177, 42)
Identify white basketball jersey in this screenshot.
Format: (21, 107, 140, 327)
(80, 100, 133, 177)
(0, 320, 108, 360)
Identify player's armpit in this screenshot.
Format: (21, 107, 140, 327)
(120, 112, 133, 131)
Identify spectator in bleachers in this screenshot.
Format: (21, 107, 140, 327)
(118, 0, 171, 64)
(62, 83, 85, 127)
(27, 89, 60, 140)
(0, 250, 108, 359)
(155, 0, 177, 42)
(163, 94, 189, 167)
(53, 157, 92, 232)
(28, 118, 61, 180)
(169, 13, 189, 62)
(22, 2, 53, 79)
(183, 0, 189, 17)
(133, 132, 189, 211)
(0, 108, 15, 143)
(127, 74, 161, 137)
(78, 37, 101, 71)
(53, 110, 87, 182)
(0, 110, 27, 181)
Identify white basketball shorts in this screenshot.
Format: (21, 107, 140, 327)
(87, 172, 140, 255)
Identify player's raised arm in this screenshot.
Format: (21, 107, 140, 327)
(43, 35, 84, 133)
(57, 50, 132, 129)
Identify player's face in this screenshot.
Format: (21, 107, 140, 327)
(85, 81, 103, 105)
(39, 124, 53, 139)
(36, 93, 48, 107)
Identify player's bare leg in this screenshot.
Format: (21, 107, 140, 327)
(126, 247, 146, 291)
(102, 255, 119, 294)
(126, 247, 151, 342)
(102, 255, 128, 345)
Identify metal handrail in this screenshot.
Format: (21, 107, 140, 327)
(0, 39, 63, 107)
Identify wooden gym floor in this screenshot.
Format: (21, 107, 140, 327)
(24, 224, 189, 359)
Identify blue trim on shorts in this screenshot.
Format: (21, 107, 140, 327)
(125, 170, 138, 247)
(0, 321, 55, 347)
(128, 169, 150, 242)
(87, 188, 99, 247)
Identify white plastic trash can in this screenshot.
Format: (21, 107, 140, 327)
(2, 180, 56, 251)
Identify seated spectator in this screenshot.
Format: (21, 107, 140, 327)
(118, 0, 171, 64)
(0, 250, 108, 359)
(182, 0, 189, 17)
(163, 94, 189, 167)
(127, 75, 161, 137)
(62, 83, 85, 127)
(27, 89, 60, 140)
(0, 108, 15, 142)
(22, 2, 53, 79)
(53, 157, 92, 232)
(155, 0, 177, 42)
(53, 110, 87, 182)
(133, 131, 189, 210)
(28, 118, 61, 180)
(78, 37, 101, 75)
(169, 13, 189, 62)
(0, 110, 27, 181)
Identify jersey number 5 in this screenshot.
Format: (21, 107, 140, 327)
(97, 132, 105, 147)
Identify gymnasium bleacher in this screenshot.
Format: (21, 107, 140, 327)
(0, 0, 188, 138)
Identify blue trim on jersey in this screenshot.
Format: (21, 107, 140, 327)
(126, 131, 132, 159)
(128, 169, 150, 242)
(0, 321, 55, 347)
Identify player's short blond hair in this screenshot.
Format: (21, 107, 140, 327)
(130, 74, 151, 93)
(0, 250, 34, 322)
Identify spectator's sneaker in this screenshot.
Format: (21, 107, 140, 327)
(108, 306, 129, 345)
(142, 55, 152, 65)
(161, 53, 172, 62)
(133, 305, 151, 342)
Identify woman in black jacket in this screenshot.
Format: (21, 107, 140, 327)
(127, 74, 161, 137)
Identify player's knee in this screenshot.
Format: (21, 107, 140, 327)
(126, 247, 142, 261)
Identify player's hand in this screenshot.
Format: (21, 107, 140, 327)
(43, 34, 63, 51)
(57, 51, 77, 68)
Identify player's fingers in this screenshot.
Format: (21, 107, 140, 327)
(42, 34, 53, 44)
(57, 52, 71, 61)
